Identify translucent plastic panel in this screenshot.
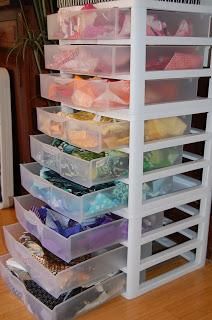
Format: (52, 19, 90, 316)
(45, 45, 130, 75)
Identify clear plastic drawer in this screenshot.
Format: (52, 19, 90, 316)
(146, 46, 205, 71)
(40, 74, 199, 109)
(30, 134, 183, 187)
(47, 8, 210, 40)
(45, 45, 205, 75)
(20, 162, 128, 222)
(37, 106, 191, 148)
(20, 163, 175, 219)
(40, 74, 130, 112)
(47, 8, 131, 40)
(0, 254, 126, 320)
(4, 223, 127, 298)
(15, 195, 165, 263)
(145, 79, 198, 105)
(144, 115, 191, 142)
(147, 10, 210, 38)
(15, 195, 128, 262)
(44, 45, 130, 76)
(30, 134, 129, 187)
(37, 106, 130, 153)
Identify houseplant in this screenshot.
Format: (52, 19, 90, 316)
(7, 0, 56, 73)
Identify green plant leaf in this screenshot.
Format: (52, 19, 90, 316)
(33, 49, 42, 74)
(16, 45, 23, 65)
(34, 39, 44, 56)
(6, 41, 23, 64)
(22, 38, 29, 61)
(49, 0, 54, 14)
(42, 0, 47, 19)
(33, 0, 43, 34)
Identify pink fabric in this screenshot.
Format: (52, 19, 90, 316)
(81, 4, 95, 10)
(165, 53, 203, 70)
(175, 19, 193, 37)
(147, 53, 203, 71)
(58, 4, 194, 40)
(147, 15, 168, 36)
(146, 56, 171, 71)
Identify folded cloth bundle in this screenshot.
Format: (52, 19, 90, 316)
(19, 232, 92, 274)
(47, 44, 130, 75)
(48, 77, 130, 110)
(30, 203, 120, 238)
(40, 166, 116, 196)
(51, 138, 129, 181)
(30, 167, 128, 217)
(52, 138, 179, 174)
(147, 52, 203, 71)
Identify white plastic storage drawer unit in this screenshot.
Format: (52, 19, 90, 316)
(4, 223, 127, 298)
(0, 254, 126, 320)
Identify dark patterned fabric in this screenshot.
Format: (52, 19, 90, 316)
(24, 280, 86, 310)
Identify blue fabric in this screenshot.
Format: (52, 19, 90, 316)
(31, 205, 118, 238)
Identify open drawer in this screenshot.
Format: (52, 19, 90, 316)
(15, 195, 164, 263)
(147, 9, 210, 38)
(30, 134, 129, 188)
(20, 162, 175, 218)
(146, 46, 205, 71)
(47, 8, 131, 40)
(40, 74, 130, 112)
(37, 106, 130, 153)
(0, 254, 126, 320)
(20, 162, 128, 222)
(15, 195, 128, 262)
(40, 74, 199, 111)
(44, 45, 130, 76)
(37, 106, 191, 147)
(44, 45, 205, 76)
(47, 7, 210, 40)
(4, 223, 127, 298)
(30, 134, 183, 187)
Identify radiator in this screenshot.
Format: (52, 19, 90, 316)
(0, 68, 13, 209)
(57, 0, 201, 8)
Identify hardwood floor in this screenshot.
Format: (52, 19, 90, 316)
(0, 208, 212, 320)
